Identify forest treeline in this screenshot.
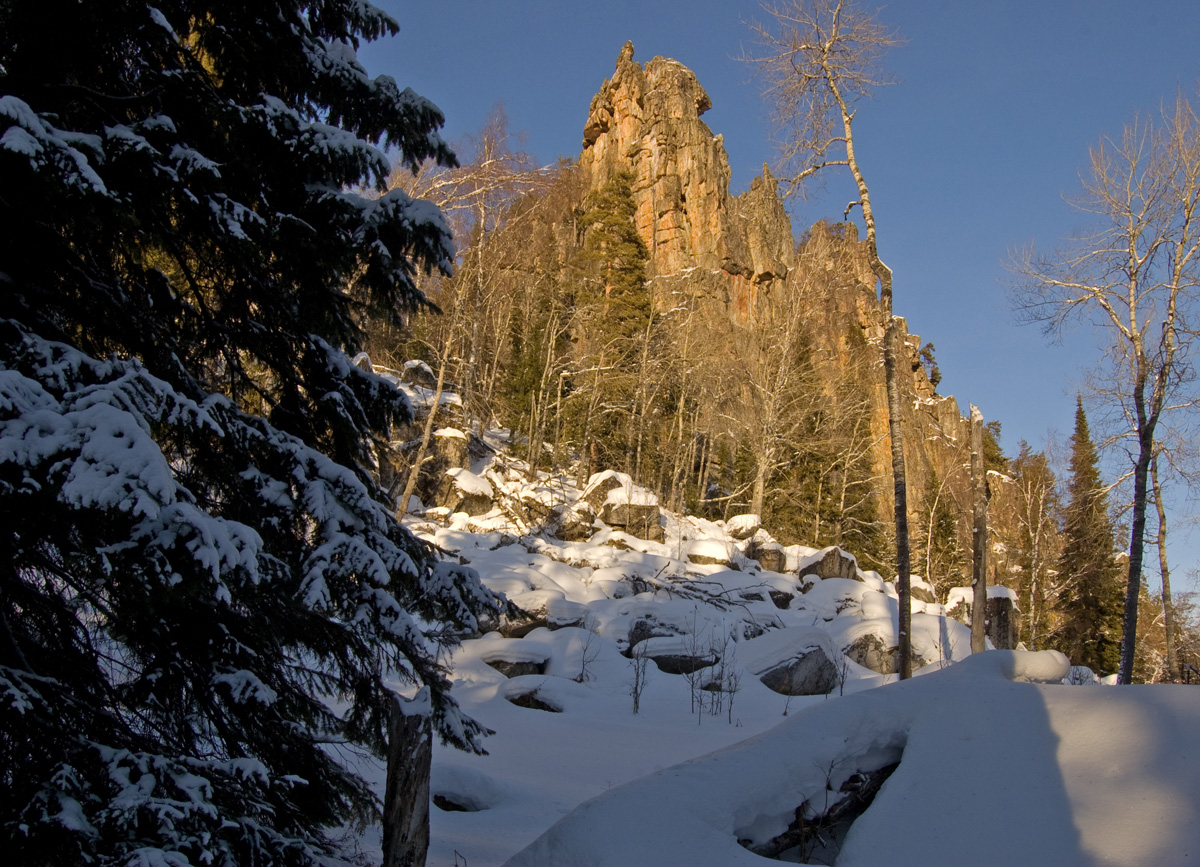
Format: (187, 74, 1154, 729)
(370, 116, 1200, 683)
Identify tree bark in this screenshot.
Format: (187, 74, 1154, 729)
(397, 345, 449, 518)
(1118, 414, 1154, 684)
(1151, 453, 1177, 681)
(970, 405, 988, 654)
(838, 83, 910, 679)
(382, 692, 432, 867)
(883, 317, 911, 678)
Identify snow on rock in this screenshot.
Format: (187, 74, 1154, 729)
(796, 545, 859, 581)
(365, 372, 1183, 866)
(682, 538, 733, 566)
(445, 466, 493, 497)
(740, 627, 843, 696)
(724, 513, 761, 539)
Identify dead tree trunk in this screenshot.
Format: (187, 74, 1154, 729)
(970, 404, 988, 654)
(382, 692, 433, 867)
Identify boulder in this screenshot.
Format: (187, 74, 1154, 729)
(437, 467, 494, 516)
(580, 470, 628, 513)
(505, 690, 562, 713)
(758, 649, 839, 696)
(628, 634, 718, 674)
(432, 428, 469, 468)
(797, 546, 858, 582)
(580, 471, 664, 541)
(910, 577, 938, 604)
(741, 628, 843, 696)
(649, 653, 719, 675)
(844, 632, 897, 675)
(625, 617, 683, 652)
(684, 539, 733, 567)
(725, 514, 761, 540)
(768, 590, 794, 610)
(486, 659, 548, 678)
(745, 537, 787, 573)
(602, 501, 664, 542)
(986, 593, 1019, 650)
(550, 503, 598, 542)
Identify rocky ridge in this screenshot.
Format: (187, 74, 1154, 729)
(579, 42, 796, 322)
(578, 43, 996, 556)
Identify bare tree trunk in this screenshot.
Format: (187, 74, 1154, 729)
(1028, 494, 1044, 651)
(970, 405, 988, 654)
(397, 344, 449, 517)
(382, 693, 432, 867)
(1118, 402, 1155, 684)
(883, 319, 912, 678)
(837, 68, 911, 679)
(1151, 453, 1178, 681)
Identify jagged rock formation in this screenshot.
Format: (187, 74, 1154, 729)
(578, 43, 986, 572)
(579, 42, 795, 320)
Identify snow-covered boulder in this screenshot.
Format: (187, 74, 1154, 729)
(631, 635, 719, 675)
(844, 630, 898, 675)
(797, 546, 859, 582)
(744, 530, 787, 572)
(741, 627, 843, 696)
(945, 585, 1021, 649)
(910, 575, 938, 604)
(580, 471, 664, 541)
(725, 513, 761, 540)
(480, 642, 551, 678)
(684, 538, 734, 567)
(440, 466, 494, 516)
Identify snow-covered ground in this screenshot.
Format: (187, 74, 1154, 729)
(362, 434, 1200, 866)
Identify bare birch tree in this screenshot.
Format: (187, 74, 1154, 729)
(747, 0, 914, 676)
(1011, 95, 1200, 683)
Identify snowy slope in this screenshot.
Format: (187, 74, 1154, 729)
(359, 431, 1199, 866)
(503, 651, 1200, 867)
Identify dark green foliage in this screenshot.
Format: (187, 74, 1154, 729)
(0, 2, 501, 864)
(1052, 399, 1125, 675)
(1007, 442, 1061, 649)
(919, 342, 941, 390)
(983, 421, 1008, 474)
(574, 170, 651, 339)
(562, 171, 653, 474)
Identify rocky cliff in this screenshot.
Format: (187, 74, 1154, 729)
(579, 42, 795, 321)
(578, 43, 984, 570)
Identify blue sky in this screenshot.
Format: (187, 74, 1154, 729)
(359, 1, 1200, 575)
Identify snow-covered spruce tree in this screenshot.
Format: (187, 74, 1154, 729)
(0, 3, 502, 865)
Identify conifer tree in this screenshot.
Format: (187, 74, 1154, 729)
(1053, 399, 1125, 675)
(0, 2, 501, 864)
(565, 170, 652, 475)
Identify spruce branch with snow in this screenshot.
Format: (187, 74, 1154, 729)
(0, 2, 502, 864)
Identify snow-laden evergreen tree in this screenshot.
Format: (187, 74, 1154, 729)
(1052, 399, 1124, 675)
(0, 2, 503, 864)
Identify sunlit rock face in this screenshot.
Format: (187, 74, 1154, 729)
(579, 41, 795, 319)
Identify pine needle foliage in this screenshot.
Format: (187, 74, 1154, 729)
(1052, 399, 1125, 675)
(0, 2, 502, 864)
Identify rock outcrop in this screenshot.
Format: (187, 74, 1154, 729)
(579, 42, 795, 321)
(576, 43, 988, 551)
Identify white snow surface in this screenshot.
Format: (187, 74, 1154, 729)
(353, 427, 1199, 867)
(504, 650, 1200, 867)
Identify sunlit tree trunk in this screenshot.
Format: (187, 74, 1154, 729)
(1151, 453, 1178, 680)
(970, 405, 988, 654)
